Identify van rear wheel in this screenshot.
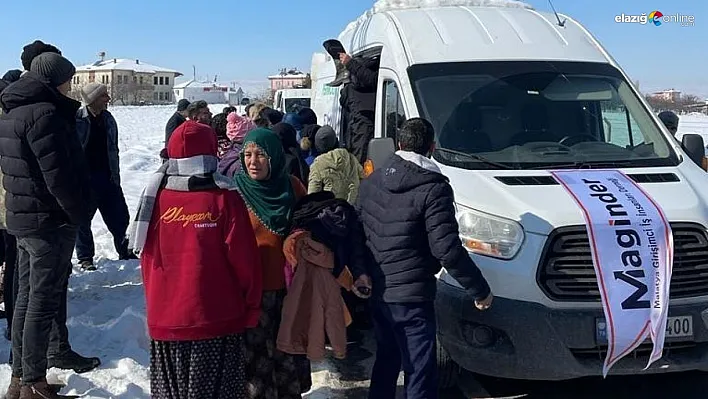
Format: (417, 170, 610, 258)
(437, 336, 459, 389)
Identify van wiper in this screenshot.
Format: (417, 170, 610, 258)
(529, 160, 633, 170)
(435, 147, 515, 169)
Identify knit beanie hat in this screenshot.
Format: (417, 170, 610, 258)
(227, 111, 255, 142)
(80, 82, 108, 105)
(314, 125, 338, 153)
(30, 52, 75, 87)
(21, 40, 61, 71)
(167, 120, 217, 159)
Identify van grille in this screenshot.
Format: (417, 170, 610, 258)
(495, 173, 680, 186)
(537, 223, 708, 301)
(571, 342, 699, 361)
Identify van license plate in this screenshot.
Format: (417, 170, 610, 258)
(596, 316, 693, 343)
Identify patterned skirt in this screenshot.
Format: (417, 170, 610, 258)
(245, 289, 312, 399)
(150, 334, 246, 399)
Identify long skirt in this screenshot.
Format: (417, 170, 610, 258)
(150, 334, 246, 399)
(245, 289, 312, 399)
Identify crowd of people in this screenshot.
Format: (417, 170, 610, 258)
(0, 39, 496, 399)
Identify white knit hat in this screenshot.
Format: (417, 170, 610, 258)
(80, 82, 108, 105)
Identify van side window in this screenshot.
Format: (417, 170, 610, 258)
(602, 104, 645, 148)
(383, 80, 407, 145)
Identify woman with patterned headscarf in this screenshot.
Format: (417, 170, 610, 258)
(235, 128, 312, 398)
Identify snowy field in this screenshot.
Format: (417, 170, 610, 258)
(0, 105, 706, 398)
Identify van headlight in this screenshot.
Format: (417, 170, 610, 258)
(455, 204, 524, 260)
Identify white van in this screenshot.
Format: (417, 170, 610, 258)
(273, 88, 311, 114)
(312, 2, 708, 385)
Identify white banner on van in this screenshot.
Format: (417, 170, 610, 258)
(551, 170, 673, 377)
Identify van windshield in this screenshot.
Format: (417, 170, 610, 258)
(408, 61, 679, 170)
(284, 98, 311, 113)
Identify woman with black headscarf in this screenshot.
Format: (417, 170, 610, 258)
(272, 123, 309, 185)
(210, 112, 232, 159)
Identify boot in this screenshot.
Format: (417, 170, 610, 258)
(47, 350, 100, 374)
(19, 380, 76, 399)
(5, 377, 21, 399)
(119, 253, 138, 261)
(327, 59, 350, 87)
(78, 260, 95, 272)
(323, 39, 346, 59)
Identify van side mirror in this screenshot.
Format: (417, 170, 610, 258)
(681, 134, 707, 170)
(364, 138, 395, 177)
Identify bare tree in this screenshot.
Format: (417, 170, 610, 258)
(302, 73, 312, 89)
(646, 92, 705, 114)
(645, 95, 675, 113)
(251, 88, 274, 107)
(112, 81, 131, 106)
(68, 83, 84, 103)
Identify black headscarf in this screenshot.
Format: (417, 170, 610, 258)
(272, 123, 309, 184)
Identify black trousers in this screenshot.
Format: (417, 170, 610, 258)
(12, 226, 76, 383)
(75, 174, 131, 262)
(2, 231, 18, 334)
(368, 301, 438, 399)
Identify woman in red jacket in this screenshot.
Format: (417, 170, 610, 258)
(131, 120, 262, 399)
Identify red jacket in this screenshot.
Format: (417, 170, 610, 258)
(141, 188, 262, 341)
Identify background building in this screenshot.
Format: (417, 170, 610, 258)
(268, 67, 309, 91)
(71, 52, 182, 105)
(650, 88, 682, 103)
(173, 80, 245, 105)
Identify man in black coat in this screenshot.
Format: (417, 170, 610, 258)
(357, 118, 493, 399)
(658, 110, 679, 137)
(165, 98, 190, 145)
(338, 53, 378, 165)
(0, 52, 97, 398)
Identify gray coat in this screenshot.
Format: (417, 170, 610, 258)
(76, 107, 121, 184)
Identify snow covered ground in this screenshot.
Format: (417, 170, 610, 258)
(0, 104, 343, 398)
(0, 105, 706, 398)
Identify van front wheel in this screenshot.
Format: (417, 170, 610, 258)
(437, 336, 459, 389)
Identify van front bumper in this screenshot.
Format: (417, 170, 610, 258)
(435, 280, 708, 381)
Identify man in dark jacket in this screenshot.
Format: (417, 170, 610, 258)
(75, 83, 136, 271)
(658, 110, 679, 137)
(0, 52, 98, 398)
(165, 98, 190, 145)
(357, 118, 493, 399)
(338, 52, 378, 165)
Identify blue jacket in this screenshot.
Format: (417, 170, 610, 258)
(76, 107, 121, 184)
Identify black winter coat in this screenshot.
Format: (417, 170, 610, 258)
(284, 147, 310, 187)
(356, 154, 491, 303)
(292, 191, 369, 280)
(165, 111, 186, 145)
(0, 73, 90, 236)
(340, 57, 378, 165)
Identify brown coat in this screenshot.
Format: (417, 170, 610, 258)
(277, 230, 351, 361)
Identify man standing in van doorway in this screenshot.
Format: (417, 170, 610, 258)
(356, 118, 493, 399)
(337, 52, 379, 165)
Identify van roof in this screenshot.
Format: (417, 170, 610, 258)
(339, 6, 611, 66)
